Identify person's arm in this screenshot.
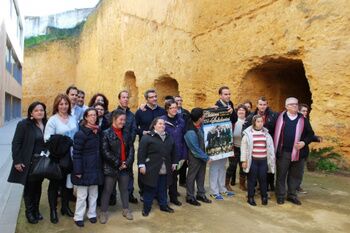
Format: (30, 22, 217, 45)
(44, 117, 56, 142)
(242, 113, 253, 132)
(125, 135, 135, 168)
(135, 110, 143, 137)
(302, 118, 315, 145)
(101, 132, 119, 168)
(240, 135, 248, 162)
(72, 131, 84, 176)
(11, 121, 25, 165)
(137, 136, 148, 167)
(130, 116, 137, 142)
(184, 131, 209, 162)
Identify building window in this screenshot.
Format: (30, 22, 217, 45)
(5, 93, 21, 122)
(5, 40, 22, 85)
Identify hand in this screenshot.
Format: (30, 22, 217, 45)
(76, 174, 82, 178)
(14, 163, 25, 172)
(139, 104, 146, 112)
(295, 141, 305, 150)
(143, 130, 150, 135)
(317, 136, 323, 142)
(140, 167, 146, 175)
(119, 162, 127, 170)
(207, 159, 213, 165)
(227, 107, 233, 114)
(212, 105, 219, 109)
(242, 162, 247, 169)
(172, 164, 177, 171)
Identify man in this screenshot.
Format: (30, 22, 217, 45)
(274, 97, 314, 205)
(135, 89, 166, 199)
(66, 86, 84, 123)
(77, 90, 88, 111)
(210, 86, 235, 200)
(184, 108, 212, 206)
(243, 96, 278, 191)
(115, 90, 138, 203)
(174, 95, 190, 187)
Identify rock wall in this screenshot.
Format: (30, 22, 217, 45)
(23, 0, 350, 162)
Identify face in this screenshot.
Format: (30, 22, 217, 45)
(31, 104, 45, 121)
(68, 89, 78, 105)
(244, 103, 252, 112)
(257, 100, 268, 113)
(95, 105, 105, 117)
(85, 110, 97, 125)
(220, 89, 231, 103)
(167, 103, 178, 117)
(77, 93, 85, 106)
(286, 99, 299, 114)
(58, 98, 69, 115)
(113, 114, 126, 129)
(175, 97, 183, 108)
(95, 95, 104, 104)
(254, 118, 264, 130)
(237, 107, 246, 119)
(119, 92, 129, 108)
(147, 92, 158, 105)
(300, 106, 308, 118)
(154, 119, 165, 133)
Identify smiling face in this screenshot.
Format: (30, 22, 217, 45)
(58, 98, 69, 115)
(167, 103, 178, 117)
(31, 104, 45, 121)
(237, 107, 246, 119)
(77, 92, 85, 106)
(220, 88, 231, 103)
(85, 109, 97, 125)
(112, 114, 126, 129)
(285, 98, 299, 115)
(146, 91, 158, 106)
(154, 119, 165, 133)
(68, 89, 78, 105)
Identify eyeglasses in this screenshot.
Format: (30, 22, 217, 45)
(287, 103, 298, 106)
(87, 114, 97, 117)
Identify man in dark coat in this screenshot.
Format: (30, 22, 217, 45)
(274, 97, 314, 205)
(215, 86, 237, 124)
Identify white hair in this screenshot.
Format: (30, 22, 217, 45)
(285, 97, 298, 106)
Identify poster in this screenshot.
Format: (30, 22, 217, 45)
(203, 108, 234, 161)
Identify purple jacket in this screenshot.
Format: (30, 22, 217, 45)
(160, 114, 188, 161)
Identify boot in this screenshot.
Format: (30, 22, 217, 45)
(33, 189, 43, 220)
(48, 190, 58, 224)
(24, 196, 38, 224)
(225, 178, 233, 191)
(239, 175, 247, 191)
(61, 188, 74, 217)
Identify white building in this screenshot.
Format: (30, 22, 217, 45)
(0, 0, 24, 126)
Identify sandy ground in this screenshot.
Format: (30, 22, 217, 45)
(15, 170, 350, 233)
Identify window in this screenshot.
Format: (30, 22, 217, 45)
(5, 39, 22, 84)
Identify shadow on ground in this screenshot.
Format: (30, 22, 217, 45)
(15, 170, 350, 233)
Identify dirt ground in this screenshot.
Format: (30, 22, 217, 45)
(15, 170, 350, 233)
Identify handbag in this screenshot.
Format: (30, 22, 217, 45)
(29, 151, 62, 180)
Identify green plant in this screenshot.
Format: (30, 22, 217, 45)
(308, 147, 342, 172)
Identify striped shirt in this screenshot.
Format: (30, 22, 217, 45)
(252, 129, 267, 158)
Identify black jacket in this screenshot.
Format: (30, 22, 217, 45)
(71, 126, 104, 186)
(46, 134, 73, 172)
(101, 127, 134, 177)
(8, 119, 43, 185)
(137, 131, 177, 188)
(135, 105, 166, 140)
(215, 100, 237, 125)
(243, 107, 278, 138)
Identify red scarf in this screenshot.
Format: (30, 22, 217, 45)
(86, 123, 99, 134)
(112, 126, 126, 162)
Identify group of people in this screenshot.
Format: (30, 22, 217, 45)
(7, 85, 320, 228)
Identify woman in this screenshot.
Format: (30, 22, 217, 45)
(243, 100, 253, 115)
(241, 115, 275, 206)
(225, 104, 248, 191)
(93, 102, 109, 131)
(160, 100, 186, 206)
(88, 93, 109, 113)
(138, 117, 177, 217)
(100, 110, 134, 223)
(72, 108, 104, 227)
(44, 94, 78, 223)
(8, 102, 47, 224)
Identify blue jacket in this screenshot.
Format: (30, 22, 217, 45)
(135, 105, 166, 140)
(184, 123, 209, 162)
(72, 126, 104, 186)
(160, 114, 188, 161)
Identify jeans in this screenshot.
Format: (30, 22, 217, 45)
(247, 159, 268, 198)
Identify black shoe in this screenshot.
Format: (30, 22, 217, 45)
(160, 205, 174, 213)
(247, 197, 257, 206)
(50, 209, 59, 224)
(170, 199, 182, 206)
(186, 198, 201, 206)
(142, 210, 149, 217)
(75, 220, 84, 227)
(61, 206, 74, 217)
(277, 197, 285, 205)
(129, 194, 138, 204)
(287, 197, 302, 205)
(88, 217, 97, 223)
(262, 197, 268, 205)
(196, 195, 212, 203)
(26, 211, 38, 224)
(35, 211, 43, 221)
